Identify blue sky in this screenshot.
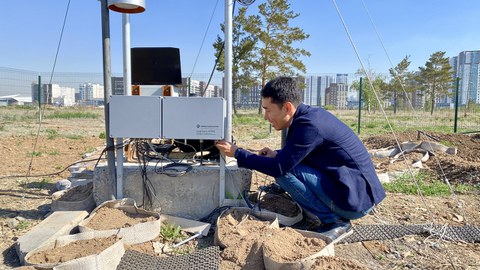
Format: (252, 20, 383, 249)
(1, 0, 479, 75)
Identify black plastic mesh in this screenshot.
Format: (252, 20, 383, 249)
(117, 246, 221, 270)
(340, 224, 480, 244)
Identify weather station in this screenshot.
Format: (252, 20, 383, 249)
(94, 0, 250, 220)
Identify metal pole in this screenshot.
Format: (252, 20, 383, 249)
(100, 0, 117, 199)
(37, 75, 41, 117)
(225, 0, 233, 142)
(453, 77, 460, 133)
(357, 77, 363, 134)
(116, 13, 131, 199)
(219, 0, 233, 206)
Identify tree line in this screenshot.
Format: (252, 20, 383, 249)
(212, 0, 455, 116)
(352, 52, 455, 115)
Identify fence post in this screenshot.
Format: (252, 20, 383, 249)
(357, 77, 363, 134)
(453, 77, 460, 133)
(37, 75, 41, 109)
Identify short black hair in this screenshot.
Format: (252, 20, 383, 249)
(261, 76, 302, 107)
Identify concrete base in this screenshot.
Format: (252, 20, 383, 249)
(93, 161, 252, 220)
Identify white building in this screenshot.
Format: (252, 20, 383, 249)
(31, 83, 75, 106)
(79, 83, 104, 101)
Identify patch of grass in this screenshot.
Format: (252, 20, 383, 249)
(233, 114, 265, 126)
(383, 170, 477, 196)
(66, 134, 83, 140)
(84, 147, 96, 154)
(48, 150, 60, 156)
(365, 122, 378, 129)
(28, 151, 43, 157)
(21, 178, 53, 190)
(99, 132, 106, 139)
(46, 128, 59, 139)
(16, 220, 31, 230)
(47, 111, 98, 119)
(440, 140, 455, 147)
(252, 132, 269, 140)
(0, 125, 5, 131)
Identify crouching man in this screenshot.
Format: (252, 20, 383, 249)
(216, 76, 386, 241)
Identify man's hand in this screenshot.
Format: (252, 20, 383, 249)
(258, 147, 277, 158)
(215, 140, 239, 157)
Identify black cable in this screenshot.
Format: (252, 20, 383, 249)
(0, 157, 105, 180)
(134, 140, 157, 208)
(155, 162, 193, 177)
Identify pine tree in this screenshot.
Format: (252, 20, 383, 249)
(416, 51, 454, 115)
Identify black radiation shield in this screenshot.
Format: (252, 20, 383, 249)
(131, 47, 182, 85)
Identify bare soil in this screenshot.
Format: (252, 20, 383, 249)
(26, 235, 119, 264)
(0, 109, 479, 269)
(83, 207, 157, 231)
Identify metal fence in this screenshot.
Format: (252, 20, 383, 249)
(0, 67, 478, 134)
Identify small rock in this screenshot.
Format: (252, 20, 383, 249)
(452, 214, 464, 223)
(56, 179, 71, 191)
(412, 160, 423, 168)
(402, 251, 412, 258)
(405, 262, 415, 269)
(6, 218, 19, 228)
(15, 216, 26, 222)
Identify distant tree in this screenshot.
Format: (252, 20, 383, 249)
(213, 7, 257, 114)
(416, 51, 454, 115)
(388, 55, 413, 114)
(245, 0, 310, 113)
(351, 68, 388, 113)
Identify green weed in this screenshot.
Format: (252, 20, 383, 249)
(383, 170, 477, 196)
(28, 151, 42, 157)
(160, 223, 185, 242)
(46, 128, 59, 139)
(99, 132, 106, 139)
(253, 132, 269, 140)
(16, 220, 31, 230)
(20, 178, 53, 190)
(47, 111, 98, 119)
(66, 134, 83, 140)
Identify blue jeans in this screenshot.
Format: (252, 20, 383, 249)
(275, 163, 372, 224)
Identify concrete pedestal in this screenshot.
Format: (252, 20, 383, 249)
(93, 162, 252, 220)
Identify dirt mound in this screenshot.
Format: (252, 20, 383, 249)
(27, 235, 119, 264)
(83, 207, 157, 230)
(364, 131, 480, 184)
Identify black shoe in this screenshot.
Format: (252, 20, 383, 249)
(316, 219, 352, 242)
(259, 183, 285, 195)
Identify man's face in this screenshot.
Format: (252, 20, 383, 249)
(262, 97, 291, 130)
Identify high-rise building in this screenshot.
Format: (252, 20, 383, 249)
(336, 74, 348, 84)
(79, 83, 104, 101)
(451, 51, 480, 105)
(112, 77, 124, 95)
(304, 75, 333, 106)
(325, 83, 348, 109)
(304, 76, 319, 106)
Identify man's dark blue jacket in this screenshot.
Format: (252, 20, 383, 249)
(235, 103, 386, 212)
